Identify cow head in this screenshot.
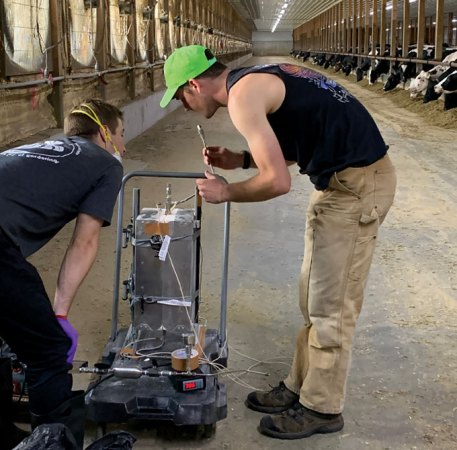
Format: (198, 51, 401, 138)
(384, 70, 402, 91)
(435, 70, 457, 94)
(408, 71, 430, 97)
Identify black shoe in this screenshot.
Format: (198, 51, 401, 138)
(245, 382, 299, 414)
(258, 403, 344, 440)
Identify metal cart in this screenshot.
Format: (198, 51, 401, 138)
(82, 171, 230, 438)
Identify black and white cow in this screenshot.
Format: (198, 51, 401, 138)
(409, 50, 457, 98)
(356, 54, 373, 81)
(421, 67, 455, 103)
(383, 65, 403, 91)
(400, 45, 435, 84)
(368, 48, 391, 85)
(434, 69, 457, 94)
(443, 92, 457, 110)
(312, 53, 326, 66)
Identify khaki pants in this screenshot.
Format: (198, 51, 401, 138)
(284, 154, 396, 414)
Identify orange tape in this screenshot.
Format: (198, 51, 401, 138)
(171, 348, 199, 372)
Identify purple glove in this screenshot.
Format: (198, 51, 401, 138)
(56, 316, 78, 364)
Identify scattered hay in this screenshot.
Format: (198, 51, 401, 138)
(299, 60, 457, 130)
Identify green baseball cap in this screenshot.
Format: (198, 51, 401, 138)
(160, 45, 217, 108)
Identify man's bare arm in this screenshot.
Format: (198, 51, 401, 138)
(53, 213, 103, 316)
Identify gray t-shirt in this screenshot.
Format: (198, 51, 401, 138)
(0, 136, 123, 257)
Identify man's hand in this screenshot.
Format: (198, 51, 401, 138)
(203, 146, 245, 170)
(56, 316, 78, 364)
(196, 172, 229, 203)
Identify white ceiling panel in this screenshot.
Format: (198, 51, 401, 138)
(229, 0, 457, 32)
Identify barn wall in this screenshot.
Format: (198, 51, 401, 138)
(0, 0, 253, 148)
(252, 31, 293, 56)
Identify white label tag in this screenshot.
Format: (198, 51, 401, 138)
(158, 235, 171, 261)
(157, 299, 192, 307)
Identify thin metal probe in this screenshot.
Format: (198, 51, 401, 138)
(197, 124, 215, 174)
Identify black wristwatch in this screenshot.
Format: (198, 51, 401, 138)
(242, 150, 251, 169)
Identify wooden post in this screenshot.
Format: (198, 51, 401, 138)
(380, 0, 386, 54)
(358, 0, 363, 55)
(343, 1, 348, 52)
(434, 0, 444, 61)
(0, 0, 6, 80)
(346, 0, 354, 51)
(339, 1, 344, 51)
(352, 0, 357, 52)
(49, 0, 65, 127)
(147, 0, 156, 65)
(127, 1, 137, 99)
(364, 0, 370, 54)
(372, 0, 378, 53)
(402, 0, 410, 57)
(390, 0, 398, 58)
(448, 13, 454, 46)
(417, 0, 426, 70)
(96, 0, 108, 99)
(322, 11, 325, 50)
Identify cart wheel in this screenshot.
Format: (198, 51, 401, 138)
(201, 423, 216, 439)
(95, 423, 107, 439)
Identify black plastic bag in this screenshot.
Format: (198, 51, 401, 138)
(13, 424, 136, 450)
(13, 423, 77, 450)
(85, 431, 136, 449)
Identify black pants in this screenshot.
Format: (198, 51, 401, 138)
(0, 228, 72, 415)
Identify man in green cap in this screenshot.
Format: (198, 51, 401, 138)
(160, 45, 396, 441)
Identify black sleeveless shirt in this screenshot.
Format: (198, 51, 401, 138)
(226, 64, 388, 190)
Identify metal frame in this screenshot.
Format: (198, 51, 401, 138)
(109, 170, 231, 351)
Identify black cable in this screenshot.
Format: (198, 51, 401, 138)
(84, 373, 115, 395)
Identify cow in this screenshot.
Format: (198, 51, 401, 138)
(426, 49, 457, 78)
(443, 92, 457, 110)
(355, 50, 378, 82)
(384, 66, 403, 91)
(410, 66, 456, 98)
(423, 79, 441, 103)
(400, 45, 435, 83)
(409, 70, 433, 97)
(383, 49, 404, 91)
(323, 54, 338, 69)
(434, 69, 457, 94)
(312, 53, 326, 66)
(408, 50, 457, 98)
(301, 51, 311, 62)
(368, 49, 390, 85)
(341, 54, 357, 76)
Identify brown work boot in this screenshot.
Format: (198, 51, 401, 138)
(245, 382, 299, 413)
(258, 402, 344, 439)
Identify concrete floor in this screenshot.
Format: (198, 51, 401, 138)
(28, 56, 457, 449)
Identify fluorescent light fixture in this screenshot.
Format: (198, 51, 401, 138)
(272, 19, 280, 32)
(271, 0, 292, 32)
